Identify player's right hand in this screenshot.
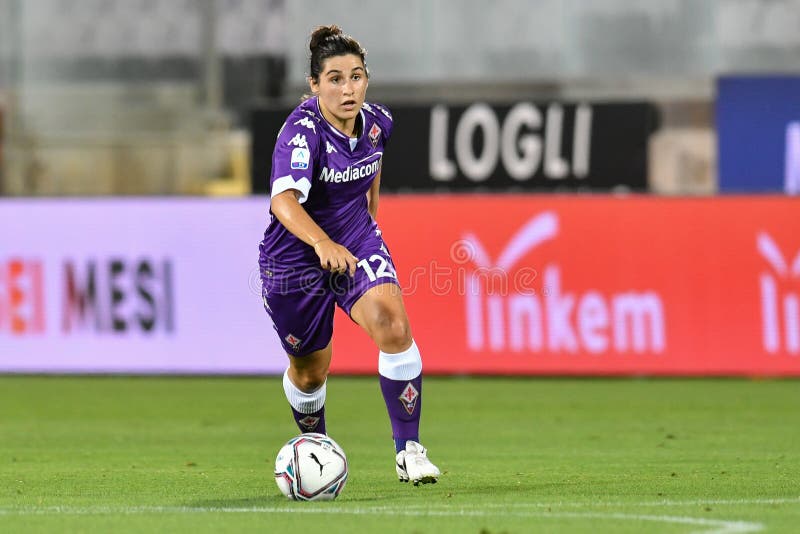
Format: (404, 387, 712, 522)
(313, 239, 359, 276)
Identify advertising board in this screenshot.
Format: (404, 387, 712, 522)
(2, 196, 798, 376)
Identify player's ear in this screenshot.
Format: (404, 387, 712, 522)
(308, 76, 319, 95)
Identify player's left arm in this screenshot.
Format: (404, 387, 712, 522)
(367, 166, 381, 220)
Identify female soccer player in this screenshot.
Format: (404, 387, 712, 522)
(258, 25, 440, 485)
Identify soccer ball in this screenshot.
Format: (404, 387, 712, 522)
(274, 433, 348, 501)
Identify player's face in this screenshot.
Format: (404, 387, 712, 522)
(310, 54, 368, 136)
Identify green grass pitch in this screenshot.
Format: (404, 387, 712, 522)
(1, 376, 798, 533)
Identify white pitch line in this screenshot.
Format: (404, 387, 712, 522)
(473, 497, 800, 509)
(0, 505, 765, 533)
(541, 512, 762, 534)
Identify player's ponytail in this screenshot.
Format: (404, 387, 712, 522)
(308, 25, 368, 83)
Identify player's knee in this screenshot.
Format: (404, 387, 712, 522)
(372, 311, 411, 352)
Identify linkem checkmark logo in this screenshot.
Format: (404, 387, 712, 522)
(757, 232, 800, 354)
(459, 212, 665, 355)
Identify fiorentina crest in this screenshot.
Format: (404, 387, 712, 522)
(368, 123, 381, 147)
(398, 382, 419, 415)
(285, 333, 303, 351)
(298, 415, 320, 431)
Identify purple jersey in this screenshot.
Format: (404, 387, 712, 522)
(259, 97, 393, 264)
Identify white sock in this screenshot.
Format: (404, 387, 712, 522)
(282, 368, 326, 414)
(378, 340, 422, 380)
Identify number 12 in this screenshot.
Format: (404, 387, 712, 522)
(357, 254, 397, 282)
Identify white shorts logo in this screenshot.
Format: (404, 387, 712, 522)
(291, 148, 310, 170)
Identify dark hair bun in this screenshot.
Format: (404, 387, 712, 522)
(307, 25, 366, 82)
(309, 25, 343, 53)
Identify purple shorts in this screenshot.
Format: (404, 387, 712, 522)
(259, 230, 400, 356)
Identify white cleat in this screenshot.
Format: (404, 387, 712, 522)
(395, 440, 440, 485)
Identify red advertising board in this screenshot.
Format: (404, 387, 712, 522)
(330, 195, 800, 376)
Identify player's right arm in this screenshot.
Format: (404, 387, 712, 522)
(269, 114, 358, 275)
(270, 191, 358, 276)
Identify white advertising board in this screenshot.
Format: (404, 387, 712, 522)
(0, 198, 286, 373)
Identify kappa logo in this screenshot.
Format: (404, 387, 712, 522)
(398, 382, 419, 415)
(261, 286, 272, 312)
(298, 415, 320, 431)
(287, 134, 308, 149)
(284, 333, 303, 351)
(294, 117, 317, 133)
(368, 123, 381, 147)
(757, 232, 800, 354)
(326, 141, 338, 154)
(375, 104, 393, 121)
(462, 211, 666, 354)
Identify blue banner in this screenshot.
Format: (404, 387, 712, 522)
(717, 76, 800, 194)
